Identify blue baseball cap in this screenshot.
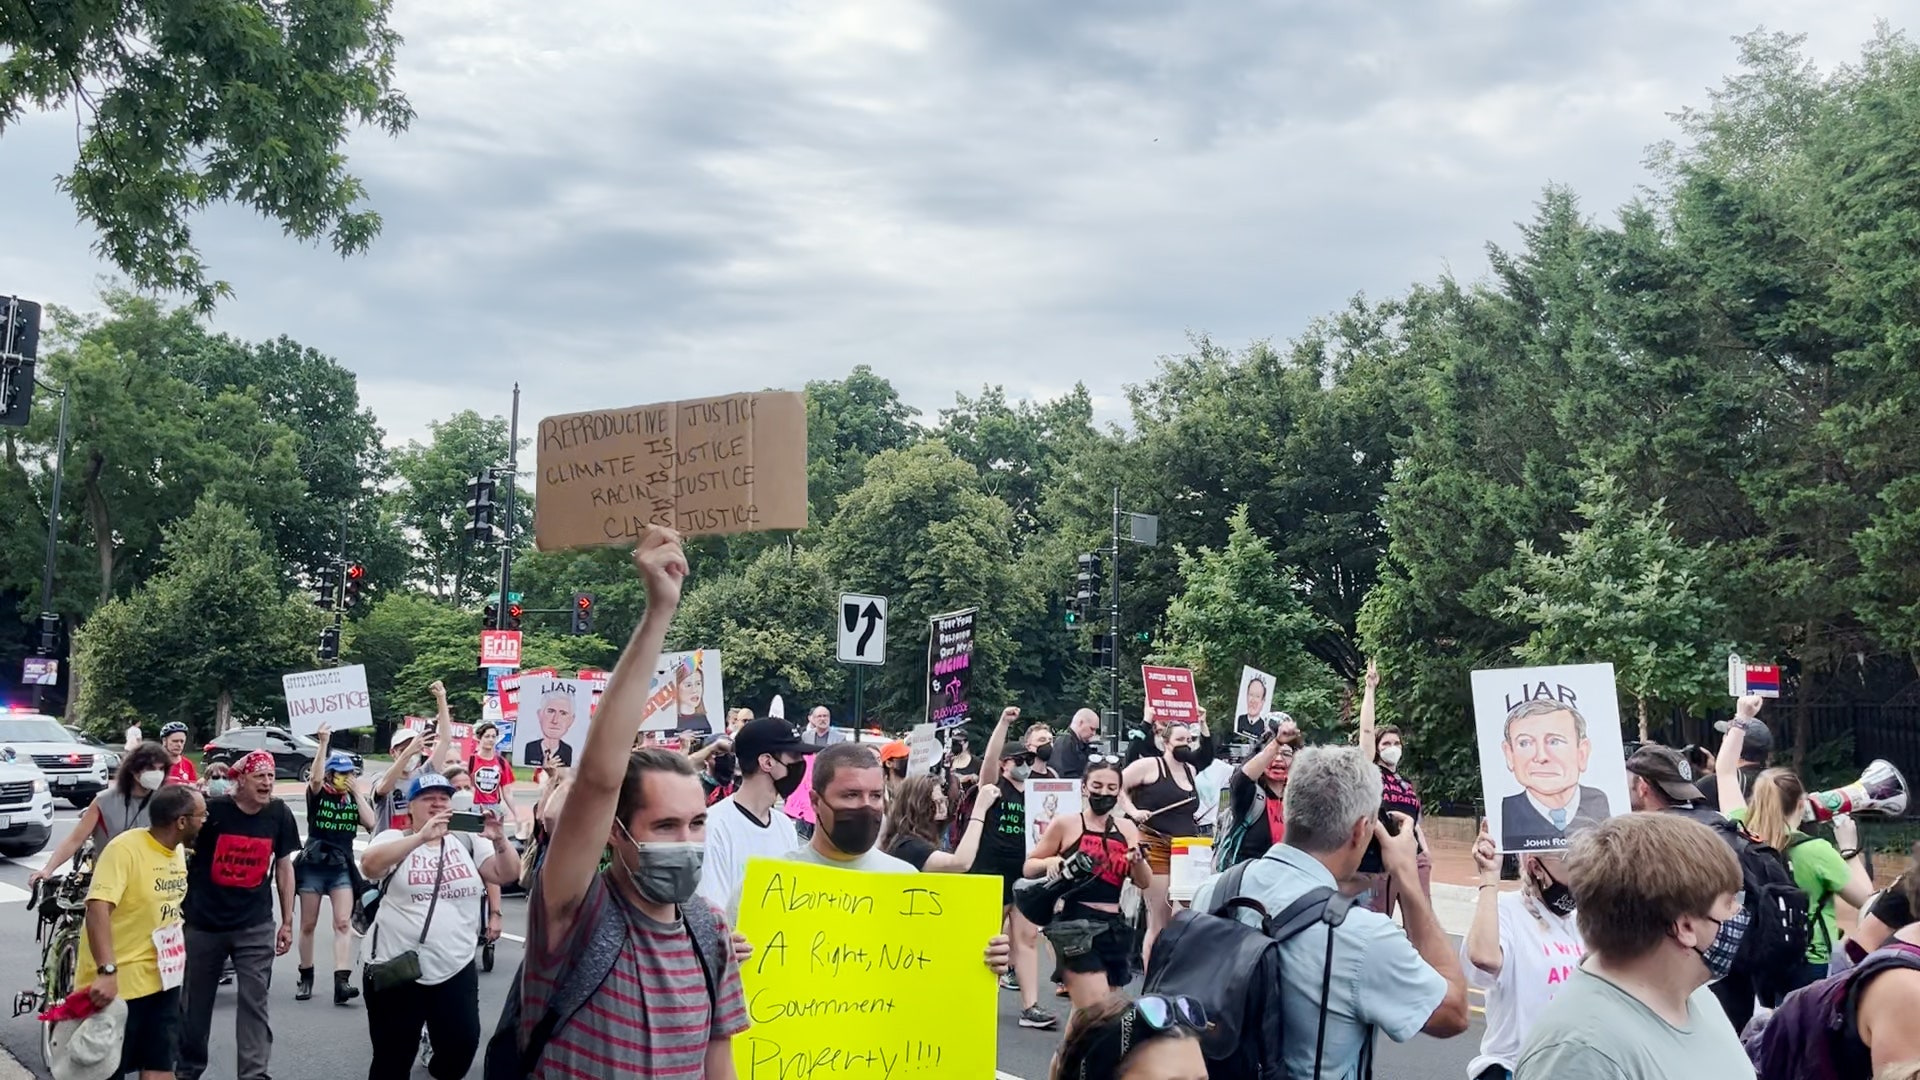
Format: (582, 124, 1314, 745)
(325, 752, 356, 774)
(407, 772, 455, 800)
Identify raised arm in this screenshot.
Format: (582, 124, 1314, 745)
(976, 706, 1017, 785)
(924, 785, 998, 873)
(1465, 818, 1504, 976)
(540, 528, 686, 937)
(310, 724, 332, 794)
(428, 682, 458, 771)
(1357, 659, 1379, 762)
(1716, 696, 1762, 818)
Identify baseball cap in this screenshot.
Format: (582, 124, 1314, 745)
(389, 727, 420, 750)
(1712, 717, 1774, 761)
(1625, 744, 1705, 803)
(879, 740, 910, 763)
(733, 717, 813, 765)
(325, 752, 356, 774)
(407, 771, 455, 801)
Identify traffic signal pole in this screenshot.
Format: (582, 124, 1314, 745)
(1108, 485, 1123, 747)
(495, 384, 520, 632)
(32, 382, 68, 712)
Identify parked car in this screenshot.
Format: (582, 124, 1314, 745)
(0, 714, 113, 808)
(202, 726, 362, 782)
(0, 750, 55, 858)
(65, 727, 122, 777)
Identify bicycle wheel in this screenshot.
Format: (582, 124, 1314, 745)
(39, 933, 77, 1068)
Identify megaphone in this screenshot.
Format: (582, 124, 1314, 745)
(1804, 759, 1909, 821)
(1011, 848, 1100, 928)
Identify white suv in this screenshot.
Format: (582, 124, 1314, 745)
(0, 714, 112, 809)
(0, 752, 54, 858)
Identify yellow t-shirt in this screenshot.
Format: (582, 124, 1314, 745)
(78, 828, 189, 999)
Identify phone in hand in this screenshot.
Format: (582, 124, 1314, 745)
(449, 810, 485, 833)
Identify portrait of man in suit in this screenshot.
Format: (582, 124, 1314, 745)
(1499, 697, 1612, 851)
(521, 685, 578, 767)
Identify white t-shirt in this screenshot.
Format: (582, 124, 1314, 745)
(1461, 889, 1586, 1076)
(363, 831, 486, 985)
(1193, 760, 1234, 829)
(697, 794, 800, 921)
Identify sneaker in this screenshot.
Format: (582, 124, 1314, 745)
(1018, 1005, 1057, 1030)
(998, 972, 1020, 992)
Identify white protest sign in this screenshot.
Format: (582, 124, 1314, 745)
(1471, 663, 1631, 855)
(282, 665, 374, 736)
(905, 723, 941, 776)
(1025, 778, 1080, 850)
(517, 677, 597, 768)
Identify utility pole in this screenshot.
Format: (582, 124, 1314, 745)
(32, 382, 69, 712)
(495, 384, 521, 631)
(1108, 485, 1123, 746)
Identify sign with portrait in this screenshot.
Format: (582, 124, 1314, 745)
(638, 649, 725, 736)
(1232, 666, 1278, 744)
(517, 677, 598, 767)
(1471, 663, 1630, 855)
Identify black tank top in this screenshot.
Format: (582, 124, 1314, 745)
(1070, 815, 1132, 906)
(1133, 757, 1199, 838)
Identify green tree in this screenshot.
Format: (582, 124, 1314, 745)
(1, 0, 414, 309)
(75, 499, 319, 736)
(1153, 507, 1344, 736)
(818, 442, 1019, 728)
(805, 367, 922, 526)
(1499, 472, 1734, 743)
(936, 384, 1096, 542)
(343, 592, 478, 727)
(390, 411, 528, 601)
(670, 545, 843, 713)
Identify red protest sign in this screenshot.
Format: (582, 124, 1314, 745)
(480, 629, 522, 668)
(1142, 666, 1200, 725)
(499, 667, 558, 721)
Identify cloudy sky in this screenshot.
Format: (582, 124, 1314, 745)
(0, 2, 1896, 447)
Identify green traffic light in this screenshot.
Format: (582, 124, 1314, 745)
(1065, 610, 1080, 627)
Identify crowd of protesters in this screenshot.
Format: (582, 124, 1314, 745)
(37, 522, 1920, 1080)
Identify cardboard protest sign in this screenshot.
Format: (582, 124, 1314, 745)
(927, 608, 976, 727)
(1232, 666, 1278, 743)
(534, 390, 808, 550)
(732, 858, 998, 1079)
(1025, 778, 1081, 849)
(1143, 666, 1200, 726)
(517, 677, 597, 768)
(1471, 663, 1630, 855)
(639, 650, 724, 735)
(905, 723, 942, 777)
(282, 665, 374, 736)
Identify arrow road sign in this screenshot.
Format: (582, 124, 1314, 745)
(838, 593, 888, 665)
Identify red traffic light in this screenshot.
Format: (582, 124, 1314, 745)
(508, 603, 524, 619)
(346, 563, 366, 581)
(576, 594, 593, 611)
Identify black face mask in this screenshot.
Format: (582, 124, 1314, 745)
(950, 740, 968, 757)
(1538, 874, 1576, 918)
(824, 805, 883, 856)
(1087, 793, 1118, 816)
(1172, 745, 1196, 765)
(1033, 742, 1053, 763)
(771, 760, 805, 799)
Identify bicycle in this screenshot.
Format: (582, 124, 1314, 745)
(12, 849, 95, 1068)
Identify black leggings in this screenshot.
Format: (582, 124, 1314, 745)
(365, 961, 480, 1080)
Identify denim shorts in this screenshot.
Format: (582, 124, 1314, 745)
(295, 858, 353, 895)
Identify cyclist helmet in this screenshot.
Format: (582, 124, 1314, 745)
(159, 722, 189, 739)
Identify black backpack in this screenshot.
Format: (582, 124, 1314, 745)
(482, 890, 726, 1079)
(1143, 858, 1359, 1080)
(1709, 817, 1812, 994)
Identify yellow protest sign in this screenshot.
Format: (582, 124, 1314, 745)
(732, 857, 1001, 1079)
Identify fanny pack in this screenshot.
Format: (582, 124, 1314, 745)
(364, 839, 445, 993)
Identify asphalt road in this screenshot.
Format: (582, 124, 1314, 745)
(0, 791, 1484, 1079)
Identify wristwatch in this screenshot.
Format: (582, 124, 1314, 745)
(97, 964, 117, 975)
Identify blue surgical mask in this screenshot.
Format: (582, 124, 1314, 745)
(207, 779, 233, 797)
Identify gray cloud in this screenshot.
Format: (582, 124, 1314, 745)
(0, 1, 1892, 447)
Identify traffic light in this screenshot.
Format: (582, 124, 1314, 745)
(571, 592, 595, 635)
(314, 564, 340, 610)
(343, 562, 366, 608)
(0, 297, 41, 429)
(507, 602, 523, 630)
(36, 612, 61, 657)
(483, 602, 499, 627)
(465, 473, 497, 544)
(1092, 632, 1115, 669)
(1074, 553, 1103, 622)
(1063, 601, 1080, 628)
(318, 625, 341, 661)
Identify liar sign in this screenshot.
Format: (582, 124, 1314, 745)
(480, 630, 523, 668)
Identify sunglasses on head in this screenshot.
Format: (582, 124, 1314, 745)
(1078, 995, 1209, 1080)
(1085, 754, 1122, 767)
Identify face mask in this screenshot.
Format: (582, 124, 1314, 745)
(1010, 764, 1032, 783)
(1537, 875, 1576, 917)
(617, 824, 704, 905)
(1690, 911, 1739, 983)
(1087, 793, 1118, 816)
(1380, 746, 1403, 768)
(771, 761, 805, 799)
(1033, 742, 1053, 763)
(137, 769, 166, 792)
(950, 740, 967, 756)
(823, 805, 883, 857)
(1171, 745, 1196, 765)
(207, 779, 232, 797)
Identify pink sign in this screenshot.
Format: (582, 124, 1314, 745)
(480, 629, 522, 668)
(1142, 665, 1200, 726)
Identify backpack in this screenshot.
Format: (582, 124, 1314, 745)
(1709, 817, 1811, 993)
(1143, 858, 1359, 1080)
(1748, 942, 1920, 1080)
(482, 885, 728, 1079)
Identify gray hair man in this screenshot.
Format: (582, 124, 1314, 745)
(799, 705, 845, 748)
(1052, 708, 1103, 779)
(1192, 746, 1470, 1077)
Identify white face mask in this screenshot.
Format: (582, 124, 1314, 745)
(1379, 746, 1403, 768)
(136, 769, 167, 792)
(451, 790, 475, 812)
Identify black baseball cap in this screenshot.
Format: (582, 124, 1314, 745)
(1626, 744, 1705, 803)
(734, 718, 815, 764)
(1712, 717, 1774, 761)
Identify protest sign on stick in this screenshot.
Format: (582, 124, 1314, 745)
(534, 390, 808, 550)
(1142, 666, 1200, 726)
(282, 665, 373, 736)
(926, 609, 976, 727)
(1471, 662, 1630, 855)
(732, 858, 999, 1079)
(1232, 666, 1279, 743)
